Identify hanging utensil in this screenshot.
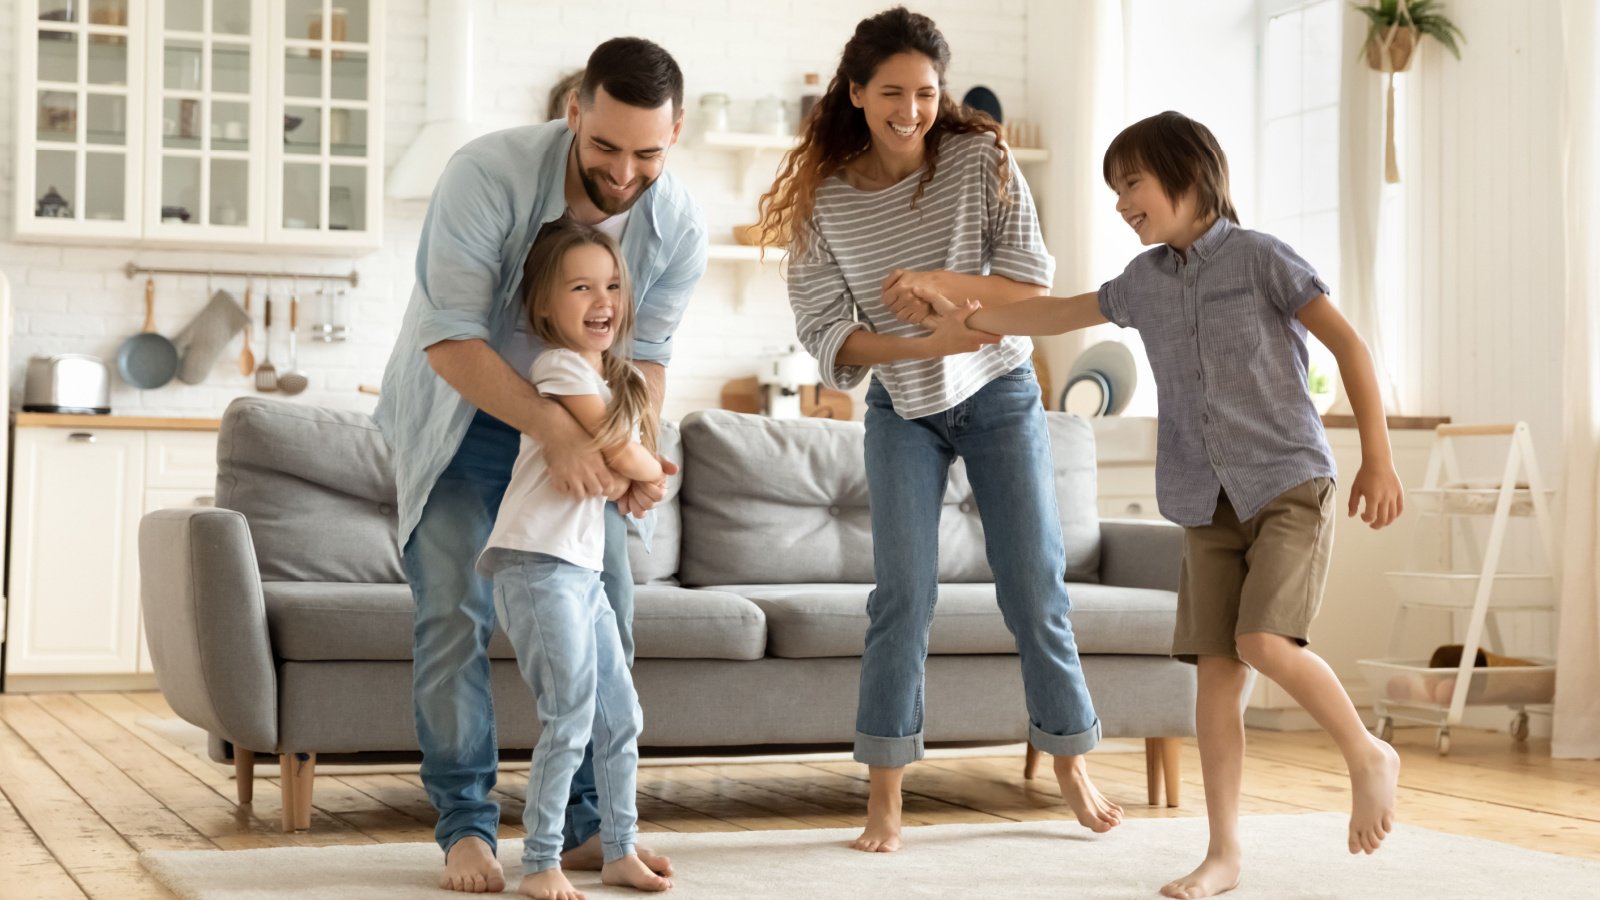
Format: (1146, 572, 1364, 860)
(115, 276, 179, 389)
(255, 292, 279, 392)
(278, 286, 309, 395)
(239, 278, 255, 377)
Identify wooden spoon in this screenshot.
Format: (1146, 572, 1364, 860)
(238, 282, 255, 377)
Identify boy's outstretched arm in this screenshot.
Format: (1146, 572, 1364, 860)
(1297, 296, 1405, 529)
(922, 288, 1108, 336)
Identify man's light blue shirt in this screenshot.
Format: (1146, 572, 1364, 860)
(376, 120, 707, 546)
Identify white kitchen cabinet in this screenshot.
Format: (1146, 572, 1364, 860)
(13, 0, 383, 250)
(4, 421, 218, 688)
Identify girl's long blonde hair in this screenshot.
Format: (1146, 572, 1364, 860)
(756, 6, 1010, 256)
(522, 220, 658, 455)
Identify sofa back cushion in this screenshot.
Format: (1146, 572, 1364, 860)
(676, 409, 1099, 586)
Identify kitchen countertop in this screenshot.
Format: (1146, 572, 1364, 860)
(12, 412, 222, 431)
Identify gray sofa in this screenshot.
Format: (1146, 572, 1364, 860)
(139, 398, 1194, 832)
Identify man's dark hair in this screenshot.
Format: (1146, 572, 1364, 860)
(578, 38, 684, 115)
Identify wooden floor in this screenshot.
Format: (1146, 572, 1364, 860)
(2, 692, 1597, 898)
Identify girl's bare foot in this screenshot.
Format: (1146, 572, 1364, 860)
(1348, 735, 1401, 854)
(850, 793, 902, 852)
(601, 853, 673, 892)
(518, 867, 582, 900)
(561, 834, 673, 876)
(1053, 754, 1123, 833)
(440, 836, 506, 893)
(1160, 850, 1241, 899)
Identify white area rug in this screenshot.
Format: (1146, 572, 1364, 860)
(137, 716, 1138, 777)
(140, 813, 1600, 899)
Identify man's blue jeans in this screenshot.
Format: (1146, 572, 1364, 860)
(855, 366, 1102, 766)
(402, 410, 635, 853)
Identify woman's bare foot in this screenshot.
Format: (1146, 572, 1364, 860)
(518, 867, 582, 900)
(1348, 735, 1401, 854)
(1160, 850, 1241, 899)
(850, 792, 902, 853)
(561, 834, 673, 876)
(440, 836, 506, 893)
(1053, 754, 1123, 833)
(601, 853, 673, 892)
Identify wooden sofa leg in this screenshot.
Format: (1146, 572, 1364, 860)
(234, 749, 255, 804)
(1161, 737, 1182, 808)
(279, 753, 316, 832)
(1144, 738, 1163, 806)
(1023, 741, 1041, 780)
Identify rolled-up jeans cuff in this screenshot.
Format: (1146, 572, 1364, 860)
(853, 731, 924, 767)
(1029, 717, 1101, 758)
(523, 857, 560, 875)
(602, 839, 636, 865)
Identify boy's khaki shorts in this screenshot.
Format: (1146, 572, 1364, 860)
(1172, 477, 1336, 664)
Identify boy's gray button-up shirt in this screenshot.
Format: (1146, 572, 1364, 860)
(1098, 217, 1337, 527)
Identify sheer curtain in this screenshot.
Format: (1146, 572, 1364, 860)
(1555, 0, 1600, 760)
(1333, 3, 1401, 414)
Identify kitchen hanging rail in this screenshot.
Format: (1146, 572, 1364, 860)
(123, 262, 360, 288)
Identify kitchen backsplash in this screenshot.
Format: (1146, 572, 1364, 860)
(1, 0, 1033, 421)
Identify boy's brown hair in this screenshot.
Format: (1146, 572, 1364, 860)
(1103, 111, 1240, 225)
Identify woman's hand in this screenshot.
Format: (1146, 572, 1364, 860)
(883, 269, 950, 324)
(924, 298, 1002, 357)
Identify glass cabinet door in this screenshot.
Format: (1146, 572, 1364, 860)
(273, 0, 380, 245)
(147, 0, 266, 237)
(19, 0, 142, 236)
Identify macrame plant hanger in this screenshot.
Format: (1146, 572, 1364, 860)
(1371, 0, 1416, 183)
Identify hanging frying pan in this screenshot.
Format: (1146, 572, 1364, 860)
(116, 276, 179, 389)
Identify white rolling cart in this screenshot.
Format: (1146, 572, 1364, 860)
(1360, 423, 1558, 754)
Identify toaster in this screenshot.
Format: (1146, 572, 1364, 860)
(23, 354, 112, 414)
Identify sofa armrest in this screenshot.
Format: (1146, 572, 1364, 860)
(139, 507, 278, 753)
(1097, 517, 1183, 591)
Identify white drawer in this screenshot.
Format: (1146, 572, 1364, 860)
(1098, 495, 1161, 519)
(1098, 464, 1156, 497)
(145, 431, 219, 489)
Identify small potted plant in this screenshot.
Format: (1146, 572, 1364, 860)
(1355, 0, 1464, 73)
(1308, 361, 1338, 415)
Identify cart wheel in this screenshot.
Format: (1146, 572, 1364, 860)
(1435, 728, 1451, 755)
(1510, 711, 1530, 742)
(1373, 716, 1394, 743)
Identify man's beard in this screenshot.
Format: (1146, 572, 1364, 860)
(576, 146, 657, 216)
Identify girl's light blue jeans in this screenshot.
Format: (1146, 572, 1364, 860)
(855, 366, 1102, 766)
(490, 550, 642, 874)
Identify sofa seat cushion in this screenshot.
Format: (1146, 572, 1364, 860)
(719, 583, 1177, 659)
(264, 583, 767, 662)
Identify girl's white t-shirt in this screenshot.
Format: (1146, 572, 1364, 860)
(477, 348, 612, 574)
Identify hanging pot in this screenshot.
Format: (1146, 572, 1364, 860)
(1365, 25, 1421, 73)
(115, 277, 180, 389)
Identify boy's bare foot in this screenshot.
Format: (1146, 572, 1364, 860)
(1159, 851, 1241, 899)
(440, 836, 506, 893)
(601, 853, 673, 892)
(561, 834, 673, 876)
(1348, 735, 1401, 854)
(1053, 755, 1123, 833)
(517, 867, 582, 900)
(850, 793, 902, 852)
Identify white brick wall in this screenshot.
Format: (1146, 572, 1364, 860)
(2, 0, 1034, 420)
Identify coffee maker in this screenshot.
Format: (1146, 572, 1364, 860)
(757, 345, 819, 419)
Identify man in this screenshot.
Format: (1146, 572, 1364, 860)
(375, 37, 707, 893)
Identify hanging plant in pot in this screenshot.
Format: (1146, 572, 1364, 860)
(1355, 0, 1464, 183)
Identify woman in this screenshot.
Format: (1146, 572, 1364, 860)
(758, 5, 1124, 853)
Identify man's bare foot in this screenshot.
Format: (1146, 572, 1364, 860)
(1348, 735, 1401, 854)
(517, 867, 582, 900)
(850, 794, 902, 852)
(601, 854, 673, 892)
(1160, 851, 1241, 899)
(1053, 755, 1123, 833)
(560, 834, 673, 876)
(440, 836, 506, 893)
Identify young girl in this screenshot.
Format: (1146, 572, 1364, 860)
(479, 221, 671, 900)
(757, 7, 1123, 852)
(938, 111, 1405, 898)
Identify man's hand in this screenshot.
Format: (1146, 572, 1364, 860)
(544, 430, 611, 498)
(925, 299, 1002, 357)
(883, 269, 949, 325)
(1349, 461, 1404, 529)
(616, 456, 678, 517)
